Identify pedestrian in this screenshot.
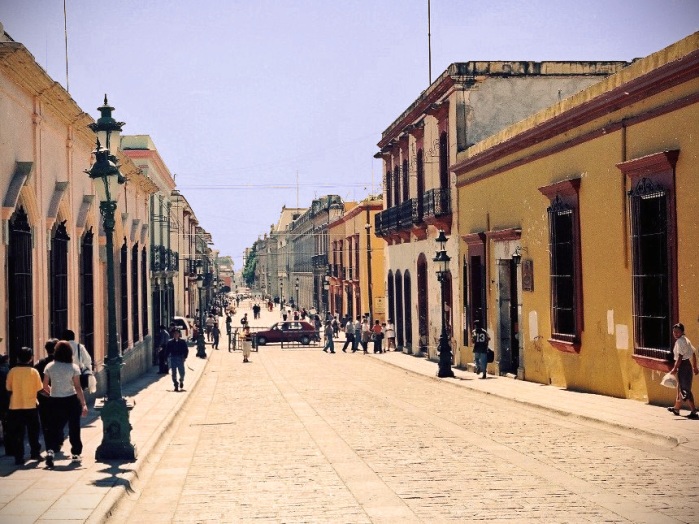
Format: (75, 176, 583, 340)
(472, 320, 490, 379)
(242, 325, 252, 363)
(61, 329, 93, 383)
(241, 313, 249, 327)
(5, 347, 43, 465)
(35, 339, 57, 448)
(42, 340, 89, 467)
(385, 320, 396, 351)
(225, 314, 232, 336)
(353, 316, 362, 352)
(164, 329, 189, 392)
(156, 325, 170, 374)
(341, 319, 355, 353)
(372, 320, 384, 353)
(205, 315, 215, 341)
(0, 354, 10, 456)
(211, 324, 221, 350)
(332, 316, 339, 339)
(322, 321, 335, 353)
(668, 323, 699, 419)
(361, 316, 371, 354)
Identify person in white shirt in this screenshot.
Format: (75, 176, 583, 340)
(668, 322, 698, 419)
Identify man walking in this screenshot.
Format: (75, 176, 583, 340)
(472, 320, 490, 379)
(341, 318, 354, 353)
(322, 321, 335, 354)
(164, 329, 189, 391)
(353, 316, 362, 353)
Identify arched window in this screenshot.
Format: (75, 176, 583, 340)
(132, 244, 140, 342)
(417, 254, 428, 352)
(403, 271, 412, 348)
(387, 270, 394, 328)
(8, 206, 33, 365)
(50, 220, 70, 338)
(395, 270, 404, 348)
(80, 228, 95, 359)
(121, 240, 129, 351)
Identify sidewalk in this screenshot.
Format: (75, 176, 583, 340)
(0, 308, 696, 522)
(372, 350, 699, 451)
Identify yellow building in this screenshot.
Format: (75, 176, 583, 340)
(328, 198, 385, 322)
(452, 32, 699, 404)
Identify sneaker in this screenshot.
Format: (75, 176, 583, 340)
(687, 412, 699, 420)
(174, 383, 179, 392)
(71, 455, 81, 463)
(668, 407, 680, 416)
(179, 380, 184, 389)
(46, 450, 54, 468)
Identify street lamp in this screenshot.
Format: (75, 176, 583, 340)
(279, 278, 284, 307)
(365, 222, 373, 322)
(295, 277, 299, 308)
(433, 230, 455, 378)
(196, 274, 207, 358)
(88, 96, 136, 460)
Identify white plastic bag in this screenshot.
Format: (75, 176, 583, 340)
(660, 372, 677, 389)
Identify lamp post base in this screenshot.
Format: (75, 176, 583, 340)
(437, 333, 455, 378)
(196, 334, 207, 358)
(95, 398, 137, 461)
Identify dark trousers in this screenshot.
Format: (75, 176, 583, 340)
(158, 347, 168, 373)
(45, 395, 83, 456)
(37, 393, 52, 445)
(341, 334, 354, 352)
(7, 408, 41, 459)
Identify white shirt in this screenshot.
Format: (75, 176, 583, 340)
(69, 340, 92, 371)
(673, 335, 696, 361)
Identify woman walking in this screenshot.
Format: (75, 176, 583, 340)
(42, 340, 88, 468)
(385, 320, 396, 351)
(668, 323, 699, 419)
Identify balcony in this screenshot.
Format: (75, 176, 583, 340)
(422, 187, 452, 232)
(151, 246, 179, 272)
(312, 253, 328, 269)
(398, 199, 413, 230)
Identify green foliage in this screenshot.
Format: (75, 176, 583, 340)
(242, 248, 257, 286)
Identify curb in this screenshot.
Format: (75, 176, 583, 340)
(86, 355, 212, 523)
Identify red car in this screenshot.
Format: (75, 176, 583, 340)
(254, 321, 318, 346)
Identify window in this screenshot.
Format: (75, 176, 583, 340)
(617, 150, 678, 370)
(141, 246, 148, 336)
(439, 131, 449, 189)
(8, 206, 33, 366)
(393, 165, 400, 206)
(463, 233, 487, 332)
(402, 158, 409, 202)
(50, 221, 70, 338)
(121, 240, 129, 351)
(385, 168, 392, 208)
(81, 229, 95, 360)
(539, 179, 582, 353)
(132, 244, 140, 342)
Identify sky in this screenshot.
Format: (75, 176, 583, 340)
(1, 1, 698, 268)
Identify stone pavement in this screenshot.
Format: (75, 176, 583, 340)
(0, 301, 696, 523)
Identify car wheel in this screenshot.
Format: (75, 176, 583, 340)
(257, 336, 267, 346)
(301, 335, 310, 345)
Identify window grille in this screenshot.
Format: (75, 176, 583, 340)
(629, 177, 671, 359)
(121, 241, 129, 351)
(50, 221, 70, 339)
(548, 196, 577, 341)
(81, 228, 95, 359)
(8, 207, 33, 365)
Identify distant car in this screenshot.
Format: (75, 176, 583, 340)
(171, 316, 192, 340)
(254, 321, 318, 346)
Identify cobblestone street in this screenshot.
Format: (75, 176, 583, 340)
(110, 339, 699, 523)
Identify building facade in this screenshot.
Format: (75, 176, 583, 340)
(0, 35, 156, 384)
(375, 60, 629, 363)
(452, 33, 699, 402)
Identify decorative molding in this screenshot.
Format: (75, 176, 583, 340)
(46, 181, 69, 223)
(2, 161, 33, 209)
(130, 218, 141, 242)
(486, 228, 521, 241)
(75, 195, 95, 230)
(615, 150, 679, 181)
(538, 177, 581, 200)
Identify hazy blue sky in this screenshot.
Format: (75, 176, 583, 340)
(2, 1, 698, 266)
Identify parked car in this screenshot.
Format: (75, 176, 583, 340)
(171, 316, 193, 340)
(254, 321, 318, 346)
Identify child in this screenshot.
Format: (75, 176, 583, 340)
(6, 347, 43, 465)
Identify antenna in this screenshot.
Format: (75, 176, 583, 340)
(428, 0, 432, 85)
(63, 0, 69, 92)
(296, 170, 299, 209)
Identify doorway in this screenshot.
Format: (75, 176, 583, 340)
(498, 259, 520, 374)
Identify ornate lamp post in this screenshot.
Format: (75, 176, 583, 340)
(434, 230, 455, 378)
(365, 222, 373, 321)
(88, 96, 137, 460)
(279, 277, 284, 308)
(295, 277, 299, 308)
(196, 274, 207, 358)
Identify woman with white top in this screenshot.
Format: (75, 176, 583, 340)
(42, 340, 88, 467)
(385, 320, 396, 351)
